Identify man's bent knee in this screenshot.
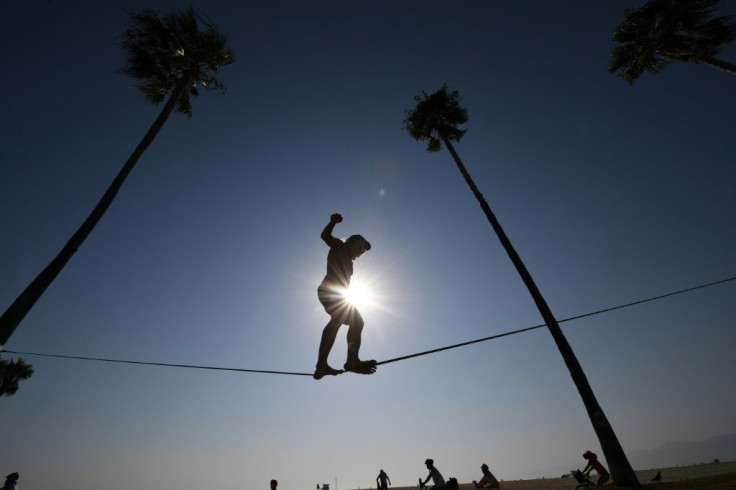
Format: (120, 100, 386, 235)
(347, 317, 364, 330)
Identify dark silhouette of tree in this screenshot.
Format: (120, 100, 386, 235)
(0, 358, 34, 397)
(0, 8, 234, 349)
(610, 0, 736, 84)
(404, 85, 641, 488)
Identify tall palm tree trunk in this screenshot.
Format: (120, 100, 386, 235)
(0, 74, 194, 349)
(442, 136, 641, 488)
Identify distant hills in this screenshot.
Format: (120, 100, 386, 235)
(627, 434, 736, 470)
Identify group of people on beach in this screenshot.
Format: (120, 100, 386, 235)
(419, 452, 609, 489)
(268, 451, 609, 490)
(420, 458, 499, 489)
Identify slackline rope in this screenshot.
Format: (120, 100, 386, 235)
(3, 275, 735, 377)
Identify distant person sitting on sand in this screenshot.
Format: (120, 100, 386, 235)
(313, 213, 376, 380)
(473, 463, 500, 489)
(1, 473, 19, 490)
(651, 471, 662, 483)
(582, 450, 609, 486)
(377, 469, 391, 490)
(420, 459, 446, 489)
(270, 479, 277, 490)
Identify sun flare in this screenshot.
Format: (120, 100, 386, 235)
(343, 279, 374, 310)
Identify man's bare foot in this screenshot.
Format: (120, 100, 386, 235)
(343, 359, 377, 375)
(313, 364, 344, 380)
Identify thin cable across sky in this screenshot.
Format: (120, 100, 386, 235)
(3, 275, 734, 376)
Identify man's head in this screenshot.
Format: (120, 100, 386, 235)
(425, 458, 434, 467)
(346, 234, 371, 259)
(271, 479, 278, 490)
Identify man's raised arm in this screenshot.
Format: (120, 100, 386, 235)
(321, 213, 343, 247)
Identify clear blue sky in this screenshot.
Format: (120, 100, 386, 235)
(2, 1, 735, 489)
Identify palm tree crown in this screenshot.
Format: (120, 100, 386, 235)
(0, 358, 34, 397)
(609, 0, 736, 84)
(404, 84, 468, 152)
(120, 7, 235, 116)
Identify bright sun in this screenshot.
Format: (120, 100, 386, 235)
(343, 279, 374, 310)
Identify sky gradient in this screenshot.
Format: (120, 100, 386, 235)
(2, 1, 735, 489)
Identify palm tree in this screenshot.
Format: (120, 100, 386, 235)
(0, 8, 234, 348)
(0, 358, 34, 397)
(404, 85, 641, 488)
(610, 0, 736, 84)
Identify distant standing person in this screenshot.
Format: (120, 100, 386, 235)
(313, 213, 376, 380)
(1, 473, 19, 490)
(582, 450, 609, 486)
(420, 459, 446, 489)
(376, 469, 391, 490)
(270, 479, 277, 490)
(473, 463, 500, 489)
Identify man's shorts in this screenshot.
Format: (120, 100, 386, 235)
(318, 286, 362, 325)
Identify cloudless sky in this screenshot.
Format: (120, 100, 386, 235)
(1, 1, 735, 489)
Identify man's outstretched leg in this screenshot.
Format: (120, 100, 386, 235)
(313, 316, 344, 380)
